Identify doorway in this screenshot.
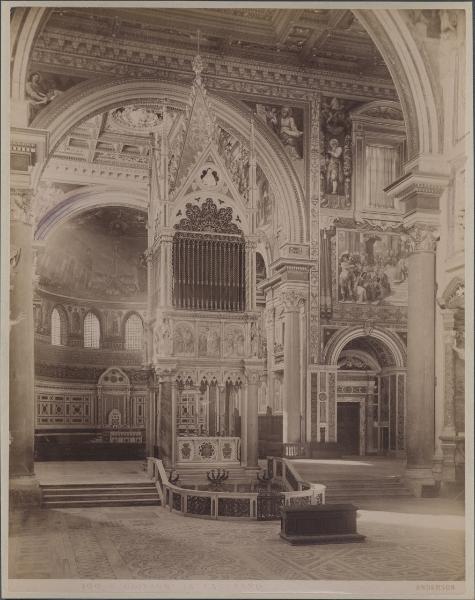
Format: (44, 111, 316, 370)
(337, 402, 360, 455)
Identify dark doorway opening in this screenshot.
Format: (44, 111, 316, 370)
(337, 402, 360, 455)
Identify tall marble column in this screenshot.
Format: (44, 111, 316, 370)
(385, 167, 448, 496)
(404, 223, 438, 494)
(282, 290, 302, 444)
(9, 130, 47, 505)
(10, 189, 36, 480)
(242, 365, 260, 469)
(156, 367, 176, 468)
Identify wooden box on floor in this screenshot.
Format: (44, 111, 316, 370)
(280, 503, 366, 545)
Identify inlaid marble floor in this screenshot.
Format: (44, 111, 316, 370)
(9, 501, 465, 581)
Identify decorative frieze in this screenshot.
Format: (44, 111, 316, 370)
(30, 30, 397, 113)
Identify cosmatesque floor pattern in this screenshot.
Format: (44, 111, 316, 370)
(9, 503, 465, 581)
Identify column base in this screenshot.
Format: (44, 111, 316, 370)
(404, 467, 438, 498)
(440, 437, 457, 483)
(9, 475, 41, 508)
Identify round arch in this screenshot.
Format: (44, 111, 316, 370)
(353, 9, 441, 158)
(323, 325, 407, 368)
(13, 8, 442, 160)
(31, 78, 306, 244)
(34, 185, 148, 241)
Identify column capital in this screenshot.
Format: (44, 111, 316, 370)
(243, 369, 261, 385)
(404, 222, 439, 253)
(154, 366, 178, 382)
(281, 289, 305, 312)
(10, 188, 34, 225)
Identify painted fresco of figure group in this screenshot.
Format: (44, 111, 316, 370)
(337, 231, 409, 305)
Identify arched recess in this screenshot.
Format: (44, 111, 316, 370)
(324, 325, 407, 368)
(34, 185, 148, 241)
(353, 9, 441, 159)
(31, 78, 306, 244)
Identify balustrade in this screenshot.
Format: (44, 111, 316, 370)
(147, 457, 325, 521)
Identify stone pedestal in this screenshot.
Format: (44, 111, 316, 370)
(282, 291, 302, 444)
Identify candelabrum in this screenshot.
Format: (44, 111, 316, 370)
(257, 470, 273, 484)
(168, 470, 179, 485)
(207, 469, 229, 485)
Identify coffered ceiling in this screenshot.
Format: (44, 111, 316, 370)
(35, 7, 390, 77)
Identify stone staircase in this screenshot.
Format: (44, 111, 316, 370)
(40, 482, 160, 509)
(321, 476, 413, 503)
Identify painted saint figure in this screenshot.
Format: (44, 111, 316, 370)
(326, 138, 343, 195)
(279, 107, 303, 159)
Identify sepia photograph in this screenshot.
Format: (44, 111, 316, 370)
(1, 1, 473, 598)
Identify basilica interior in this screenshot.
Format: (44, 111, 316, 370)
(7, 7, 469, 582)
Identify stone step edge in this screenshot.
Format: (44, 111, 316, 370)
(41, 486, 157, 493)
(42, 499, 161, 507)
(40, 482, 154, 489)
(43, 492, 159, 499)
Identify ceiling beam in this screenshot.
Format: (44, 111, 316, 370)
(271, 9, 304, 45)
(300, 10, 354, 59)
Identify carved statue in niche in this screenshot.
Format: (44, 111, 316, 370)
(250, 322, 258, 357)
(154, 317, 171, 357)
(257, 175, 274, 228)
(320, 97, 353, 209)
(217, 128, 249, 202)
(325, 138, 343, 195)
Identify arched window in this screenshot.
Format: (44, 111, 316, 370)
(125, 314, 144, 350)
(51, 308, 62, 346)
(84, 312, 100, 348)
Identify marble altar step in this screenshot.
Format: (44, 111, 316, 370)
(41, 482, 160, 508)
(321, 477, 413, 503)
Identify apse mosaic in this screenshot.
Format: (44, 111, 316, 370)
(38, 208, 147, 301)
(337, 229, 409, 306)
